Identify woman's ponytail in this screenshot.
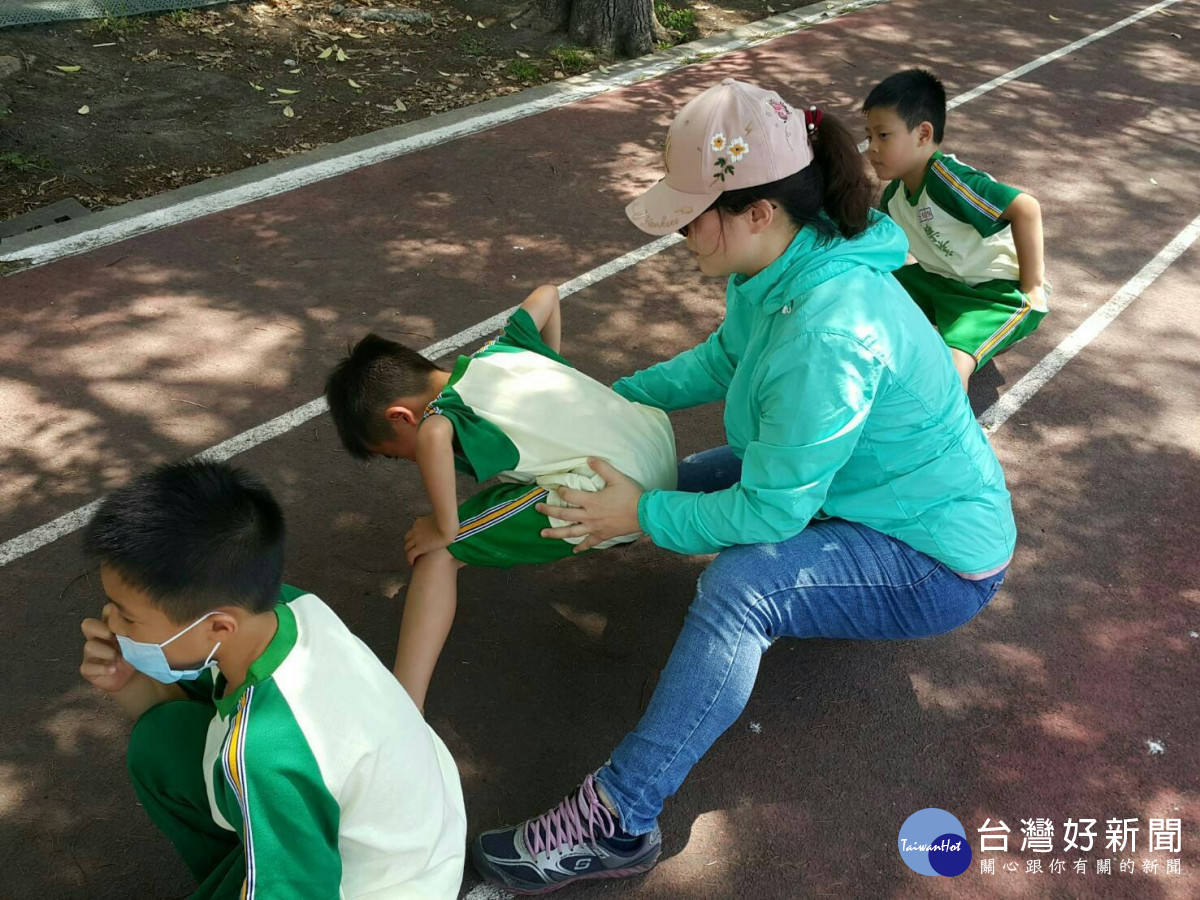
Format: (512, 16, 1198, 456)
(809, 110, 873, 239)
(713, 109, 875, 243)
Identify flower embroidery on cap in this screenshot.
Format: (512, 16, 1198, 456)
(712, 133, 747, 182)
(769, 99, 791, 121)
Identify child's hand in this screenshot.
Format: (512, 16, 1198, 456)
(80, 605, 137, 694)
(405, 514, 453, 566)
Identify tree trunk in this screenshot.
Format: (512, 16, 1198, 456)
(516, 0, 671, 57)
(573, 0, 674, 57)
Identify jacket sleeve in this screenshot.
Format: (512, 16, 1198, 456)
(637, 333, 883, 554)
(612, 322, 738, 412)
(227, 692, 343, 899)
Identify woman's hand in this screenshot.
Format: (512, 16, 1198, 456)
(536, 459, 644, 553)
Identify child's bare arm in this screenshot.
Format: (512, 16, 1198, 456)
(408, 415, 459, 565)
(1003, 193, 1046, 302)
(519, 284, 562, 353)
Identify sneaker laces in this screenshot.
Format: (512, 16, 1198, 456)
(524, 774, 616, 855)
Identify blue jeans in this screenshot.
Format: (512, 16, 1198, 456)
(595, 446, 1006, 835)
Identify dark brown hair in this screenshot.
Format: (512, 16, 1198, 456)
(714, 111, 873, 242)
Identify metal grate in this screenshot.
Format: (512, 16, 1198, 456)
(0, 198, 92, 240)
(2, 1, 235, 29)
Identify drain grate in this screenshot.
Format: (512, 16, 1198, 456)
(0, 197, 92, 241)
(2, 1, 237, 29)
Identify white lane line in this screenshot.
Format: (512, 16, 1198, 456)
(0, 235, 681, 568)
(0, 0, 1180, 567)
(945, 0, 1185, 112)
(855, 0, 1186, 152)
(980, 212, 1200, 433)
(0, 0, 887, 270)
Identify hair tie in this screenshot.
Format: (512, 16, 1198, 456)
(804, 105, 823, 135)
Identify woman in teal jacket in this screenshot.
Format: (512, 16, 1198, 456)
(472, 79, 1016, 894)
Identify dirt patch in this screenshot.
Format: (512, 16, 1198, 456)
(0, 0, 785, 223)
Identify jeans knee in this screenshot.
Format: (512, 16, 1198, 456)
(694, 550, 762, 619)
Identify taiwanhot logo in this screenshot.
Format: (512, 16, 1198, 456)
(898, 808, 972, 877)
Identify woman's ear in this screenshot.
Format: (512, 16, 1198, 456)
(747, 199, 777, 234)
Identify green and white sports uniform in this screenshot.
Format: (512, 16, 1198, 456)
(127, 585, 466, 899)
(424, 308, 677, 569)
(881, 150, 1048, 369)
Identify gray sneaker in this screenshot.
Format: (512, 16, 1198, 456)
(471, 774, 662, 894)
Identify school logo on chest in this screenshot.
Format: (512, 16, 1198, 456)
(917, 206, 934, 223)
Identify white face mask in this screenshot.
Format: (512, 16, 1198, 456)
(116, 612, 221, 684)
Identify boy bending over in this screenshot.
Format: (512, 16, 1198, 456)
(324, 285, 677, 711)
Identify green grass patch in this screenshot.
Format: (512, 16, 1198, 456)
(89, 5, 146, 37)
(506, 58, 541, 81)
(460, 35, 490, 57)
(654, 0, 697, 33)
(162, 8, 201, 27)
(547, 46, 595, 76)
(0, 151, 51, 173)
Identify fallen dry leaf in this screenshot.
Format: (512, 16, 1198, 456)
(319, 46, 333, 59)
(1048, 13, 1060, 21)
(276, 88, 300, 94)
(337, 48, 349, 62)
(78, 105, 90, 114)
(283, 105, 295, 117)
(348, 78, 363, 88)
(56, 65, 81, 73)
(516, 50, 531, 58)
(250, 81, 264, 90)
(394, 98, 407, 111)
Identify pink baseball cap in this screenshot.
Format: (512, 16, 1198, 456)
(626, 78, 815, 236)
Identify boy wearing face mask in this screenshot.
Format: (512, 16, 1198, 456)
(77, 460, 466, 899)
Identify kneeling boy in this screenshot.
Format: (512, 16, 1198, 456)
(78, 460, 466, 899)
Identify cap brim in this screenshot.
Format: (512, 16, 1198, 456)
(625, 178, 722, 237)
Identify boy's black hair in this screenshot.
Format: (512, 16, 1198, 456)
(862, 68, 947, 143)
(324, 333, 443, 460)
(84, 460, 285, 620)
